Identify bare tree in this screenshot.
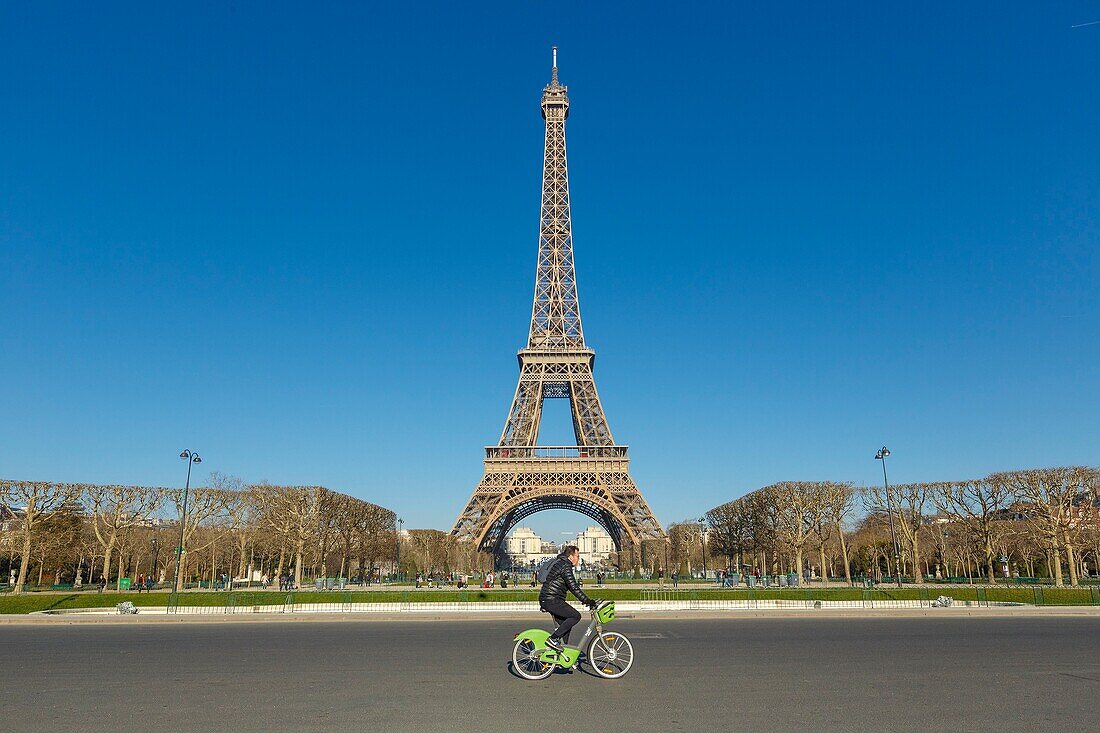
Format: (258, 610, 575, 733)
(996, 467, 1098, 587)
(406, 529, 455, 576)
(866, 482, 929, 583)
(770, 483, 820, 578)
(207, 474, 257, 581)
(166, 486, 230, 591)
(822, 482, 856, 585)
(3, 481, 81, 593)
(705, 499, 755, 573)
(806, 483, 842, 586)
(86, 484, 164, 590)
(277, 486, 324, 588)
(667, 521, 702, 576)
(930, 478, 1014, 583)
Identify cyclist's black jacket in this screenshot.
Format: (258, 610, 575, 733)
(539, 555, 595, 607)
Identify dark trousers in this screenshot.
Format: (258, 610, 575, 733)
(540, 598, 581, 643)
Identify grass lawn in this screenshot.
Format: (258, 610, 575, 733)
(1, 585, 1097, 614)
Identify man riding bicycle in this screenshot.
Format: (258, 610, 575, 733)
(539, 545, 598, 652)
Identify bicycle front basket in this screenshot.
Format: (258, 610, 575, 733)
(595, 601, 616, 624)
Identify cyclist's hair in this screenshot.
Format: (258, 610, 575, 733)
(561, 545, 580, 556)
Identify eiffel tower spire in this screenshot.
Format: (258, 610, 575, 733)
(500, 51, 610, 447)
(530, 46, 582, 349)
(451, 49, 665, 564)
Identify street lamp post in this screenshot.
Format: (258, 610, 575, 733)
(173, 450, 202, 594)
(875, 447, 904, 589)
(697, 518, 709, 580)
(150, 537, 160, 586)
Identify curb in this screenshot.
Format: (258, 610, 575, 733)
(4, 605, 1100, 624)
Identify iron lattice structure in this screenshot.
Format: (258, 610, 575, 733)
(452, 50, 666, 561)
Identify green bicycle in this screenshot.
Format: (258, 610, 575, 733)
(512, 600, 634, 680)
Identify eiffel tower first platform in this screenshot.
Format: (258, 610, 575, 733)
(451, 49, 666, 562)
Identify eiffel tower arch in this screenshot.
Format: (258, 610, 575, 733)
(452, 49, 666, 565)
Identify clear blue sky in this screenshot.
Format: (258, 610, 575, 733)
(2, 4, 1097, 540)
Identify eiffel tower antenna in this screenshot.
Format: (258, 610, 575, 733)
(452, 50, 666, 565)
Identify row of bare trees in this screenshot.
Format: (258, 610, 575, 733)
(401, 529, 494, 578)
(0, 475, 396, 593)
(705, 467, 1099, 587)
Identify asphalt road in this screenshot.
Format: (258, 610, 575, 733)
(2, 616, 1098, 732)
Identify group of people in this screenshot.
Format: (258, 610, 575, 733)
(132, 573, 155, 592)
(94, 574, 155, 592)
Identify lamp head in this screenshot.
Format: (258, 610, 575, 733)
(192, 454, 202, 464)
(875, 447, 891, 460)
(180, 450, 190, 459)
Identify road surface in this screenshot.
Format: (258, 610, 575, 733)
(2, 615, 1097, 732)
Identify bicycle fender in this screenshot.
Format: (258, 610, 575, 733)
(513, 628, 551, 646)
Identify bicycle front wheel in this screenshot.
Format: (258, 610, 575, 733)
(588, 631, 634, 679)
(512, 638, 554, 680)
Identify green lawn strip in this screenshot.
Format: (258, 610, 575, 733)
(3, 586, 1097, 614)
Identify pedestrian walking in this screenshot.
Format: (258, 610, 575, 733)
(672, 571, 679, 589)
(97, 575, 106, 593)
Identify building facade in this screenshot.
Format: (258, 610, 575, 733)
(503, 525, 615, 568)
(571, 526, 614, 565)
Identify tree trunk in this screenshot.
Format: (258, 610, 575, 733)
(818, 544, 828, 588)
(295, 540, 304, 589)
(910, 537, 923, 584)
(1066, 543, 1079, 587)
(1051, 539, 1064, 586)
(101, 538, 116, 590)
(237, 540, 249, 580)
(15, 531, 33, 594)
(836, 522, 852, 586)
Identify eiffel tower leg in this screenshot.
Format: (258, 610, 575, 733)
(569, 367, 613, 446)
(452, 473, 510, 546)
(500, 369, 543, 446)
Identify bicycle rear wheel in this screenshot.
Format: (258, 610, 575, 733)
(512, 638, 554, 680)
(588, 631, 634, 679)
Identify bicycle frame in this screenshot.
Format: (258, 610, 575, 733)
(513, 609, 604, 668)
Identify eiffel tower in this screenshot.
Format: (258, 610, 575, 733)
(452, 49, 665, 563)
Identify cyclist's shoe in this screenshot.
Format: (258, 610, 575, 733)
(545, 636, 564, 653)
